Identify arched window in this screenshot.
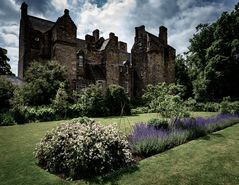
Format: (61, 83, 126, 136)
(77, 50, 84, 67)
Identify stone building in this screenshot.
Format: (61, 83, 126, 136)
(131, 25, 175, 97)
(18, 2, 175, 99)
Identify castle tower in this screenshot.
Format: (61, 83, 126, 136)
(131, 25, 175, 98)
(51, 9, 78, 88)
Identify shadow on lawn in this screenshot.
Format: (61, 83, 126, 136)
(199, 133, 224, 140)
(84, 165, 139, 185)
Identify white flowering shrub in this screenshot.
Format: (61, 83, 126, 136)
(34, 117, 134, 179)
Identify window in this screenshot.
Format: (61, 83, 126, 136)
(125, 81, 129, 93)
(34, 37, 39, 42)
(78, 55, 83, 67)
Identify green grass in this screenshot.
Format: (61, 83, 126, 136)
(1, 112, 238, 185)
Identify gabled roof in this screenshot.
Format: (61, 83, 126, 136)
(28, 15, 55, 33)
(146, 31, 164, 51)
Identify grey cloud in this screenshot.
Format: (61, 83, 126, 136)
(14, 0, 54, 14)
(0, 0, 19, 23)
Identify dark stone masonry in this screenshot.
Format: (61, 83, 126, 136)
(18, 2, 175, 99)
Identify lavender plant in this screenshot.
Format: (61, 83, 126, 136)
(129, 114, 239, 157)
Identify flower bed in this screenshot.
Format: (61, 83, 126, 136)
(129, 114, 239, 158)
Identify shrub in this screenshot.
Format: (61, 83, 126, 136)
(12, 106, 58, 124)
(131, 106, 150, 114)
(74, 84, 109, 117)
(0, 112, 16, 126)
(129, 123, 189, 157)
(52, 82, 69, 118)
(34, 118, 134, 179)
(106, 85, 131, 116)
(130, 114, 239, 157)
(220, 97, 239, 114)
(0, 76, 14, 110)
(184, 98, 220, 112)
(147, 118, 169, 129)
(143, 83, 189, 120)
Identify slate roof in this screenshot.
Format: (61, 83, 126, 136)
(28, 15, 55, 33)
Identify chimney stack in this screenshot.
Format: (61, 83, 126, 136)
(64, 9, 69, 15)
(93, 29, 99, 41)
(159, 26, 167, 45)
(21, 2, 28, 17)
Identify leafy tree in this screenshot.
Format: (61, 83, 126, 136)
(175, 54, 192, 99)
(143, 83, 189, 120)
(74, 84, 109, 117)
(106, 85, 131, 116)
(187, 3, 239, 100)
(0, 76, 14, 110)
(52, 82, 69, 117)
(0, 47, 12, 75)
(22, 61, 67, 106)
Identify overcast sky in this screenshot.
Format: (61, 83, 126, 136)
(0, 0, 237, 75)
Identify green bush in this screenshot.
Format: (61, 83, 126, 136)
(12, 106, 58, 124)
(106, 85, 131, 116)
(74, 84, 109, 117)
(147, 118, 169, 129)
(0, 76, 14, 110)
(143, 83, 189, 120)
(131, 106, 150, 114)
(34, 118, 134, 179)
(220, 98, 239, 114)
(184, 98, 220, 112)
(0, 112, 16, 126)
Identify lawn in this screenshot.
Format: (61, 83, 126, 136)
(1, 112, 238, 185)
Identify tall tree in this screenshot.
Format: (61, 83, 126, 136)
(21, 60, 67, 106)
(187, 2, 239, 101)
(0, 47, 12, 75)
(175, 54, 192, 99)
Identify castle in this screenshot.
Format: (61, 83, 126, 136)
(18, 2, 175, 99)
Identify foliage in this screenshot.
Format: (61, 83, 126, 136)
(74, 84, 109, 117)
(34, 118, 134, 179)
(0, 47, 12, 75)
(106, 84, 131, 116)
(184, 98, 220, 112)
(0, 76, 14, 110)
(174, 114, 239, 139)
(22, 61, 67, 106)
(0, 112, 16, 126)
(11, 106, 58, 124)
(187, 4, 239, 100)
(220, 97, 239, 114)
(175, 54, 193, 99)
(52, 82, 69, 117)
(130, 114, 239, 157)
(147, 118, 169, 129)
(143, 83, 189, 120)
(131, 106, 151, 114)
(129, 123, 189, 157)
